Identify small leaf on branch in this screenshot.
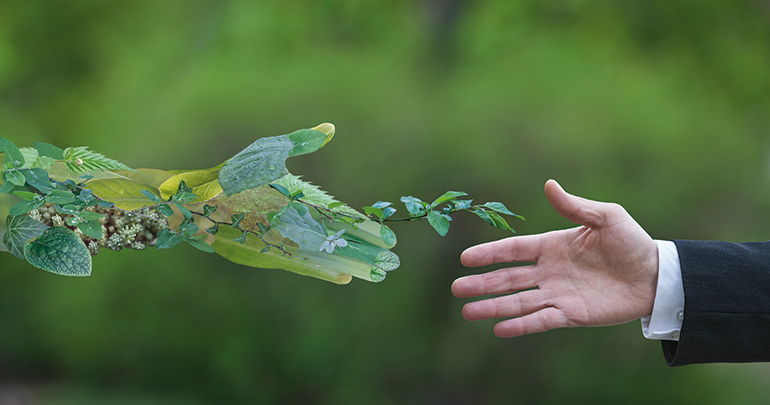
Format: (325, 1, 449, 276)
(430, 191, 468, 209)
(185, 236, 215, 253)
(427, 210, 450, 236)
(363, 206, 384, 219)
(13, 191, 38, 201)
(155, 229, 184, 249)
(77, 220, 103, 239)
(232, 231, 248, 245)
(176, 179, 193, 195)
(206, 223, 219, 234)
(45, 190, 76, 205)
(203, 204, 218, 218)
(179, 221, 199, 237)
(290, 201, 308, 217)
(173, 202, 193, 219)
(157, 204, 175, 217)
(5, 170, 25, 186)
(231, 213, 245, 229)
(453, 199, 473, 210)
(9, 199, 45, 216)
(141, 189, 161, 203)
(401, 196, 427, 216)
(22, 168, 54, 193)
(269, 183, 292, 199)
(0, 138, 25, 167)
(481, 202, 523, 219)
(78, 211, 104, 221)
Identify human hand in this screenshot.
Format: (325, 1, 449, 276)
(452, 180, 659, 337)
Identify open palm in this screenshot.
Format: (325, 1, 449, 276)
(452, 180, 659, 337)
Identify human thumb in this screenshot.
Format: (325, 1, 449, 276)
(544, 180, 614, 229)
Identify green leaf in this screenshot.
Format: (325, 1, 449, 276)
(84, 177, 160, 210)
(158, 163, 223, 202)
(482, 202, 522, 218)
(290, 201, 308, 217)
(77, 220, 103, 239)
(231, 213, 245, 229)
(379, 225, 397, 247)
(370, 268, 387, 282)
(22, 168, 54, 193)
(45, 190, 76, 205)
(430, 191, 468, 209)
(173, 202, 193, 219)
(0, 180, 16, 193)
(427, 210, 450, 236)
(374, 250, 400, 271)
(141, 189, 161, 202)
(269, 183, 292, 199)
(5, 170, 25, 186)
(23, 227, 91, 277)
(13, 191, 38, 201)
(453, 199, 473, 210)
(232, 231, 248, 244)
(34, 142, 64, 159)
(179, 221, 199, 237)
(363, 206, 384, 219)
(9, 199, 45, 216)
(0, 138, 25, 167)
(78, 211, 104, 221)
(171, 192, 197, 204)
(401, 196, 427, 216)
(61, 146, 134, 175)
(155, 229, 184, 249)
(185, 236, 215, 253)
(3, 215, 49, 259)
(56, 205, 80, 215)
(218, 128, 330, 196)
(485, 210, 516, 233)
(176, 179, 193, 194)
(471, 208, 494, 226)
(203, 204, 218, 218)
(206, 223, 219, 234)
(157, 204, 175, 217)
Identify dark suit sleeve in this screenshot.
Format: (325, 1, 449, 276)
(662, 240, 770, 366)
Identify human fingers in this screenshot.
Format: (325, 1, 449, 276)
(544, 179, 620, 229)
(460, 289, 544, 321)
(460, 233, 543, 268)
(451, 265, 538, 298)
(493, 307, 569, 337)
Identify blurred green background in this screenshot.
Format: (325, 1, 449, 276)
(2, 0, 770, 404)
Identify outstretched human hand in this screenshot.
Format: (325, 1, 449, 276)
(452, 180, 659, 337)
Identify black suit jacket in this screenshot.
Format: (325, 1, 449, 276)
(662, 240, 770, 366)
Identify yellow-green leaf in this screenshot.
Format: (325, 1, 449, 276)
(211, 226, 353, 284)
(159, 163, 224, 203)
(84, 177, 160, 210)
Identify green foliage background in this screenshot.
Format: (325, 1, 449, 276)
(2, 1, 770, 403)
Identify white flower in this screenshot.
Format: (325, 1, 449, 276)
(319, 229, 347, 253)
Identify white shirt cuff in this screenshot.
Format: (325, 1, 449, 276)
(641, 240, 684, 341)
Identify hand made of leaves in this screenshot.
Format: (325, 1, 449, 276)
(0, 124, 522, 284)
